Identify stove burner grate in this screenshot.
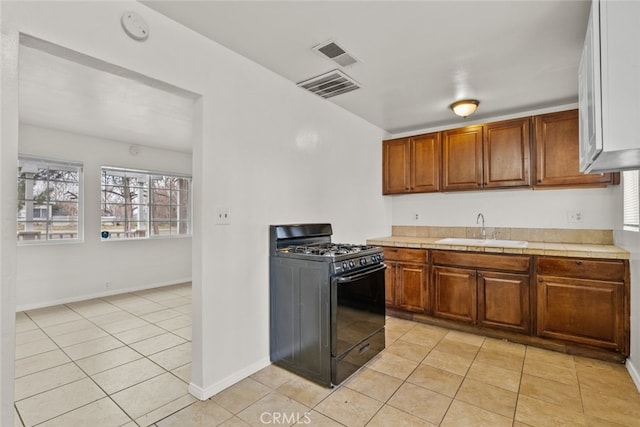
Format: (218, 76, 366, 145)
(280, 243, 375, 257)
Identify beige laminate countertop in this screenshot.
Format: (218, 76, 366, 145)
(367, 236, 629, 260)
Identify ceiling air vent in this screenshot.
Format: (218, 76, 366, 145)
(313, 40, 359, 68)
(297, 69, 360, 99)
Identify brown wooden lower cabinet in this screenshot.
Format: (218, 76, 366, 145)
(535, 256, 627, 353)
(384, 248, 428, 314)
(432, 266, 476, 323)
(396, 263, 429, 313)
(383, 247, 629, 358)
(432, 267, 531, 331)
(384, 262, 396, 307)
(478, 271, 530, 333)
(431, 251, 530, 332)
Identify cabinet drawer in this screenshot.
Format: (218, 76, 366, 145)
(383, 248, 428, 263)
(432, 250, 530, 272)
(536, 257, 625, 282)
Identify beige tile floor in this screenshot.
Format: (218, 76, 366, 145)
(14, 283, 193, 427)
(15, 283, 640, 426)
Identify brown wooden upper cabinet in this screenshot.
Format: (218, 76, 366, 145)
(534, 110, 615, 187)
(442, 118, 531, 191)
(383, 109, 617, 195)
(442, 125, 483, 191)
(382, 133, 440, 194)
(484, 118, 531, 188)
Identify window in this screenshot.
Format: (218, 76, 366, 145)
(623, 170, 640, 232)
(17, 157, 82, 242)
(101, 167, 191, 239)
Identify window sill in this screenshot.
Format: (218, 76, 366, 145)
(100, 234, 192, 242)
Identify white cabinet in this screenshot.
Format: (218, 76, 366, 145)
(578, 1, 601, 171)
(579, 0, 640, 173)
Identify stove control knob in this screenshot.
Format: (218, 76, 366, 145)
(349, 260, 355, 268)
(342, 261, 348, 270)
(359, 258, 365, 266)
(371, 256, 377, 263)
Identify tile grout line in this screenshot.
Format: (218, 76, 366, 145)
(14, 402, 25, 427)
(312, 322, 452, 426)
(440, 334, 485, 426)
(512, 344, 528, 425)
(21, 304, 140, 426)
(364, 324, 440, 426)
(72, 292, 193, 426)
(16, 286, 193, 427)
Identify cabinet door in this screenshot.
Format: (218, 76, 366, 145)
(478, 271, 530, 333)
(536, 275, 624, 350)
(432, 266, 477, 323)
(396, 263, 428, 314)
(578, 0, 602, 171)
(484, 118, 531, 188)
(385, 263, 396, 308)
(411, 133, 441, 193)
(534, 110, 613, 187)
(382, 138, 411, 194)
(442, 126, 483, 191)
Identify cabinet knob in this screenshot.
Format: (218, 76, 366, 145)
(576, 260, 583, 265)
(538, 278, 544, 282)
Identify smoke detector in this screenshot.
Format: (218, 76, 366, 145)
(312, 40, 359, 68)
(121, 11, 149, 41)
(297, 70, 360, 99)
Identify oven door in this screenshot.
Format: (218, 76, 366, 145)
(331, 263, 386, 357)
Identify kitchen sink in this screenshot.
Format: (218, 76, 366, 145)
(435, 237, 528, 248)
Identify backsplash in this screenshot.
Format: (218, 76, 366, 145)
(391, 225, 613, 245)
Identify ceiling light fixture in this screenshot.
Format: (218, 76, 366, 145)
(450, 99, 480, 118)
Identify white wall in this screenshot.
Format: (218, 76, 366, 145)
(16, 124, 192, 310)
(1, 1, 390, 424)
(0, 13, 20, 424)
(391, 185, 620, 230)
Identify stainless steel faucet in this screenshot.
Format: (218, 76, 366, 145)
(476, 213, 486, 239)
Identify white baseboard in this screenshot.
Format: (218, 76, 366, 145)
(627, 358, 640, 392)
(15, 277, 192, 312)
(188, 356, 271, 401)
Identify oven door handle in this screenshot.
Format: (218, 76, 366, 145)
(336, 264, 386, 283)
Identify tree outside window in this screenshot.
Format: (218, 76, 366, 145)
(17, 157, 82, 242)
(101, 167, 191, 239)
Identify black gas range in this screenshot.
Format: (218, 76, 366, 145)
(269, 223, 386, 387)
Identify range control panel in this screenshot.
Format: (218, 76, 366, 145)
(332, 253, 384, 275)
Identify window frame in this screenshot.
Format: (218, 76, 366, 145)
(100, 166, 192, 241)
(17, 155, 84, 244)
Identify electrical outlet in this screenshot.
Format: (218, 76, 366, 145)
(567, 210, 583, 223)
(414, 213, 420, 221)
(215, 207, 231, 225)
